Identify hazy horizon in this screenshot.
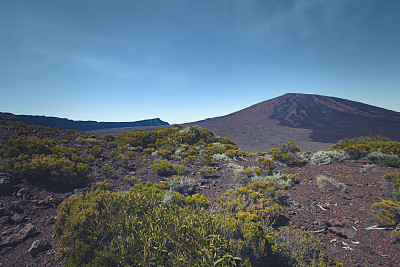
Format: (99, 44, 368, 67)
(1, 1, 400, 124)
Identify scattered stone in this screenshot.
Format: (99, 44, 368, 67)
(17, 188, 32, 200)
(329, 218, 344, 227)
(11, 213, 27, 224)
(73, 188, 87, 196)
(28, 239, 51, 257)
(0, 223, 36, 249)
(328, 227, 357, 239)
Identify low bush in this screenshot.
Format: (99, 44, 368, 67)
(227, 162, 244, 175)
(372, 153, 400, 168)
(2, 136, 89, 187)
(150, 161, 188, 177)
(257, 157, 276, 174)
(90, 145, 103, 157)
(101, 165, 114, 176)
(275, 227, 328, 266)
(371, 200, 400, 227)
(169, 176, 196, 196)
(252, 172, 298, 189)
(311, 150, 350, 165)
(316, 175, 347, 193)
(213, 153, 230, 162)
(124, 175, 137, 185)
(55, 181, 234, 267)
(331, 135, 400, 159)
(267, 142, 305, 167)
(383, 171, 400, 202)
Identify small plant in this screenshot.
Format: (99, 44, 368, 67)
(371, 200, 400, 227)
(102, 134, 116, 142)
(311, 150, 349, 165)
(101, 165, 114, 176)
(199, 167, 215, 178)
(118, 151, 135, 165)
(90, 145, 103, 158)
(212, 153, 230, 161)
(227, 162, 244, 175)
(275, 227, 328, 266)
(267, 142, 305, 166)
(169, 176, 196, 196)
(383, 171, 400, 202)
(257, 156, 276, 174)
(124, 175, 137, 185)
(86, 155, 95, 163)
(171, 163, 188, 176)
(316, 175, 348, 193)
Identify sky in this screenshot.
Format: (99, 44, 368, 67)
(1, 0, 400, 124)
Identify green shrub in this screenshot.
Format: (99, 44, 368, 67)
(217, 181, 284, 264)
(267, 142, 305, 167)
(55, 181, 236, 266)
(124, 175, 137, 185)
(383, 171, 400, 202)
(331, 135, 400, 159)
(101, 165, 114, 176)
(2, 136, 89, 187)
(252, 173, 298, 189)
(169, 176, 196, 196)
(150, 161, 188, 177)
(227, 162, 244, 175)
(151, 162, 174, 176)
(90, 145, 103, 158)
(102, 134, 116, 142)
(373, 154, 400, 168)
(117, 151, 135, 165)
(371, 200, 400, 227)
(275, 227, 328, 266)
(311, 150, 350, 165)
(171, 163, 188, 176)
(257, 157, 276, 174)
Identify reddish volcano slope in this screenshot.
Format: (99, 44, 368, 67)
(191, 93, 400, 152)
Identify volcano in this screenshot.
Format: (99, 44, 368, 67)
(190, 93, 400, 152)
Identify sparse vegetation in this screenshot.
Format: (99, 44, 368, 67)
(311, 150, 349, 165)
(316, 175, 348, 193)
(1, 136, 89, 187)
(331, 135, 400, 160)
(267, 142, 305, 166)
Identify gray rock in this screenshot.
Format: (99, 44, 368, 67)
(328, 226, 357, 239)
(11, 213, 27, 224)
(17, 188, 32, 200)
(329, 218, 344, 227)
(28, 239, 51, 257)
(0, 223, 36, 249)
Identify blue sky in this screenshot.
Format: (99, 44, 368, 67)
(1, 0, 399, 124)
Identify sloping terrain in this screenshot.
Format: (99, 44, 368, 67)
(191, 93, 400, 152)
(1, 121, 400, 266)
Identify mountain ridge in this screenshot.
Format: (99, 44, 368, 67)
(0, 112, 169, 131)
